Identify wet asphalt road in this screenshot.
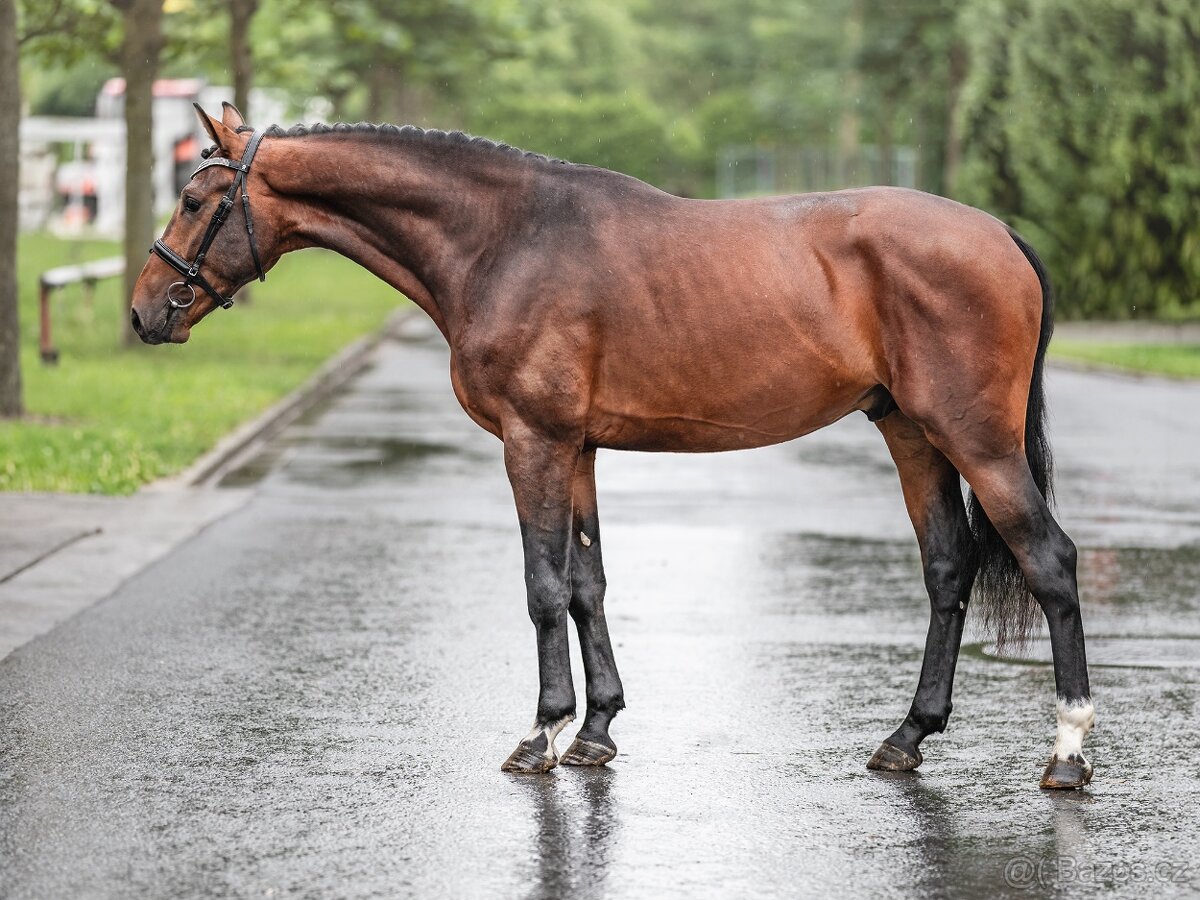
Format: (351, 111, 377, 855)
(2, 318, 1199, 899)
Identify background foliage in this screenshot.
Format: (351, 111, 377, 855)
(956, 0, 1200, 319)
(5, 0, 1198, 491)
(0, 236, 398, 492)
(16, 0, 1200, 320)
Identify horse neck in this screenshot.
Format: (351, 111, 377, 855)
(262, 134, 532, 337)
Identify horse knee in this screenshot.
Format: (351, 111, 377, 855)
(569, 575, 606, 622)
(526, 562, 571, 628)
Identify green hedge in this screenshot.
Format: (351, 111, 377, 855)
(956, 0, 1200, 320)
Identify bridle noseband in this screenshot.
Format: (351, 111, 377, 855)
(151, 128, 267, 311)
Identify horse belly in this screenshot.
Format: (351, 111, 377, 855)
(586, 338, 874, 453)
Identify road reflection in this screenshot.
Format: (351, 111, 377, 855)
(513, 768, 620, 900)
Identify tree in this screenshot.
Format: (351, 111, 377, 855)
(958, 0, 1200, 318)
(855, 0, 960, 194)
(229, 0, 257, 120)
(953, 0, 1028, 214)
(0, 0, 20, 416)
(110, 0, 165, 345)
(464, 1, 698, 191)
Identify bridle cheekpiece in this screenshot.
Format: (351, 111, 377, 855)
(150, 128, 267, 311)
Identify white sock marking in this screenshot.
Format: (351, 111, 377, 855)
(521, 715, 574, 760)
(1053, 698, 1095, 760)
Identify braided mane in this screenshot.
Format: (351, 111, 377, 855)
(235, 122, 568, 166)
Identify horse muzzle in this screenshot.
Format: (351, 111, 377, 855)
(130, 302, 190, 345)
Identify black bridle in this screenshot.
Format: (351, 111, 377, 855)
(151, 129, 267, 311)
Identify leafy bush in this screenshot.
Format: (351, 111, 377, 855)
(956, 0, 1200, 319)
(469, 90, 704, 195)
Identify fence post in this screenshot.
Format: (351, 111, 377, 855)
(38, 278, 58, 364)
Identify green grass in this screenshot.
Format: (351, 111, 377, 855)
(0, 233, 404, 493)
(1049, 341, 1200, 379)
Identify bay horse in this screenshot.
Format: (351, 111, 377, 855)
(131, 103, 1094, 789)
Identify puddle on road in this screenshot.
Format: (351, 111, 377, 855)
(799, 439, 896, 477)
(967, 636, 1200, 669)
(221, 436, 464, 489)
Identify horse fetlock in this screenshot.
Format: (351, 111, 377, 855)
(563, 708, 618, 767)
(908, 705, 951, 737)
(1052, 697, 1095, 759)
(583, 683, 624, 716)
(528, 713, 575, 746)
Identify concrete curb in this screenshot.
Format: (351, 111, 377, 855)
(0, 491, 248, 662)
(1047, 354, 1200, 383)
(1053, 321, 1200, 344)
(146, 307, 416, 491)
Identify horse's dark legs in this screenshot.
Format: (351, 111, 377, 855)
(951, 451, 1094, 789)
(500, 426, 579, 774)
(561, 450, 625, 766)
(869, 413, 978, 771)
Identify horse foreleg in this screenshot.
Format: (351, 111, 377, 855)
(560, 449, 625, 766)
(500, 424, 580, 774)
(868, 413, 977, 772)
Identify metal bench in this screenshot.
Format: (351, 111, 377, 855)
(38, 256, 124, 363)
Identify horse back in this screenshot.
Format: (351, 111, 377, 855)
(455, 179, 1041, 453)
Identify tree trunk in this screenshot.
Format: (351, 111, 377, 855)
(117, 0, 164, 346)
(836, 0, 864, 186)
(943, 38, 968, 197)
(0, 0, 22, 416)
(229, 0, 257, 121)
(228, 0, 257, 304)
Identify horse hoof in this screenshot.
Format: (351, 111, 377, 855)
(1040, 754, 1093, 789)
(867, 741, 922, 771)
(560, 737, 616, 767)
(501, 742, 558, 774)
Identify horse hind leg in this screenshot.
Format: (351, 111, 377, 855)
(868, 413, 977, 772)
(560, 449, 625, 766)
(948, 447, 1093, 788)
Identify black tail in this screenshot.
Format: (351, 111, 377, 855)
(967, 227, 1054, 650)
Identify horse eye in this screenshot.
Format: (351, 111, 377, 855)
(183, 197, 201, 213)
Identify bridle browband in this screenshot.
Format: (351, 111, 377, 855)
(150, 128, 267, 311)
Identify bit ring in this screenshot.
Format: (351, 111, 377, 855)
(167, 281, 196, 309)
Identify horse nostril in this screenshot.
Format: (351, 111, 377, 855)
(130, 308, 145, 337)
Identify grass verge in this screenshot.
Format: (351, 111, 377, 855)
(0, 233, 403, 493)
(1049, 341, 1200, 379)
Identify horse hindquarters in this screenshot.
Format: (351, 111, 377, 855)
(882, 228, 1093, 789)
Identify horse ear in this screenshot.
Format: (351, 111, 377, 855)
(193, 102, 235, 150)
(220, 101, 246, 130)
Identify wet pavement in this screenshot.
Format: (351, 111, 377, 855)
(2, 318, 1199, 899)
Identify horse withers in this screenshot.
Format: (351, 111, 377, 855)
(131, 102, 1094, 789)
